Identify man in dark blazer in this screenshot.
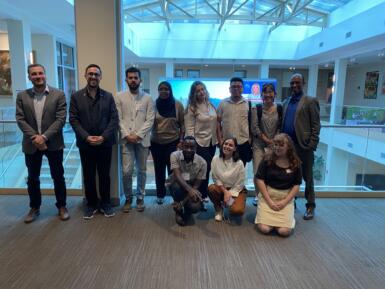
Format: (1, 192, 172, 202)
(16, 63, 69, 223)
(282, 73, 321, 220)
(69, 64, 118, 219)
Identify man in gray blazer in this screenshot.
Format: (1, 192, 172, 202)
(282, 73, 321, 220)
(16, 64, 68, 223)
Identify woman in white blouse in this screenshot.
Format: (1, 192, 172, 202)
(207, 137, 247, 221)
(185, 81, 220, 204)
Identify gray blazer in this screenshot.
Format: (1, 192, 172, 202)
(16, 86, 67, 154)
(282, 95, 321, 151)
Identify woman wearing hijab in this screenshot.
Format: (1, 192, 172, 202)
(150, 81, 185, 204)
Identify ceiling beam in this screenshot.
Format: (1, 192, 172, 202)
(204, 0, 221, 16)
(124, 1, 159, 12)
(168, 0, 194, 18)
(269, 0, 314, 33)
(160, 0, 170, 31)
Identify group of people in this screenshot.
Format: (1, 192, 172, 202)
(16, 63, 320, 237)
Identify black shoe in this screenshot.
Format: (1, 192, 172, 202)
(100, 205, 115, 218)
(175, 211, 186, 226)
(83, 206, 97, 220)
(303, 207, 315, 220)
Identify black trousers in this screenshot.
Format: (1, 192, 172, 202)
(25, 149, 66, 209)
(169, 182, 202, 214)
(79, 146, 112, 208)
(295, 144, 316, 209)
(237, 141, 251, 166)
(150, 140, 179, 198)
(196, 143, 216, 198)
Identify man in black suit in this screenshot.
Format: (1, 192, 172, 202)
(69, 64, 118, 219)
(282, 73, 321, 220)
(16, 64, 69, 223)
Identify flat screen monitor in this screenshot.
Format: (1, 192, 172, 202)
(162, 78, 277, 108)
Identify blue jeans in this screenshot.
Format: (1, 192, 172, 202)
(121, 143, 149, 199)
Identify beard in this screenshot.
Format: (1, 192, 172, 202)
(128, 83, 140, 92)
(183, 151, 195, 163)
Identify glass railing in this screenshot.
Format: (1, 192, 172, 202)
(319, 103, 385, 125)
(1, 120, 384, 194)
(0, 121, 81, 189)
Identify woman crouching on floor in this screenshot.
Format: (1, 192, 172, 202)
(208, 137, 247, 221)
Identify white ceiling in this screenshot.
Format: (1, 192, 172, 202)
(0, 0, 75, 44)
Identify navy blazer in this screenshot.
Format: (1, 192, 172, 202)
(69, 87, 118, 149)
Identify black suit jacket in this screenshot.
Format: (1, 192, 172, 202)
(69, 87, 118, 149)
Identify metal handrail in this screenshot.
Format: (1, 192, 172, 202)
(63, 137, 77, 166)
(0, 146, 22, 179)
(1, 119, 384, 129)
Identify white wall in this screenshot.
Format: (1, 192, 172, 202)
(344, 62, 385, 108)
(32, 34, 58, 87)
(127, 23, 320, 60)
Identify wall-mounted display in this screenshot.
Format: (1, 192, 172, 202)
(0, 51, 12, 96)
(364, 71, 379, 99)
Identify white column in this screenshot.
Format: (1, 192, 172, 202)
(31, 34, 58, 87)
(165, 62, 174, 78)
(307, 64, 318, 97)
(7, 19, 32, 100)
(75, 0, 124, 205)
(330, 58, 347, 124)
(259, 63, 269, 79)
(325, 146, 349, 187)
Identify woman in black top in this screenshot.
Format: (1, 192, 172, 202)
(255, 133, 302, 237)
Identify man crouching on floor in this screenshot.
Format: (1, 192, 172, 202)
(167, 136, 206, 226)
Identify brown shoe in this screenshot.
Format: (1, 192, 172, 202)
(58, 207, 70, 221)
(122, 198, 132, 213)
(24, 208, 40, 223)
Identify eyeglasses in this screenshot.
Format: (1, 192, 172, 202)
(230, 85, 243, 89)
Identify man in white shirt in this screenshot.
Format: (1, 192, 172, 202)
(217, 77, 251, 165)
(115, 67, 155, 212)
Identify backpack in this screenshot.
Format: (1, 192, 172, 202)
(256, 103, 283, 132)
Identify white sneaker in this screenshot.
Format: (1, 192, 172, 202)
(252, 196, 258, 206)
(214, 209, 223, 222)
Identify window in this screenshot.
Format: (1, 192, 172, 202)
(187, 69, 200, 78)
(56, 42, 76, 103)
(233, 70, 247, 78)
(174, 69, 183, 78)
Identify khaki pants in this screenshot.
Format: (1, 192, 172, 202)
(208, 184, 247, 216)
